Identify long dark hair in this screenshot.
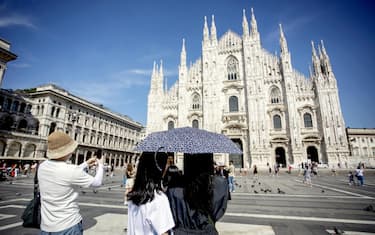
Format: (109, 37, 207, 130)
(183, 153, 214, 215)
(127, 152, 167, 206)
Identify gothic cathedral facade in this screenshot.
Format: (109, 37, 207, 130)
(147, 9, 349, 169)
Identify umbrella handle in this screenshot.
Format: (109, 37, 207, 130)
(154, 146, 164, 172)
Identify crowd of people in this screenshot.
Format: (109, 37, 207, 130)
(27, 131, 230, 235)
(4, 130, 370, 235)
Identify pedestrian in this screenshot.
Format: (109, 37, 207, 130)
(348, 171, 354, 186)
(110, 163, 114, 178)
(127, 151, 175, 235)
(303, 165, 312, 187)
(122, 163, 128, 187)
(38, 131, 104, 234)
(253, 164, 258, 180)
(355, 166, 364, 186)
(166, 153, 229, 235)
(228, 160, 236, 192)
(124, 163, 136, 205)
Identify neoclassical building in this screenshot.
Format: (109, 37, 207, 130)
(147, 9, 351, 168)
(0, 84, 144, 167)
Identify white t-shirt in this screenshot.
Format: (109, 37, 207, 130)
(38, 160, 95, 232)
(127, 191, 175, 235)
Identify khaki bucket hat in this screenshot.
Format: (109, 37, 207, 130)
(47, 131, 78, 159)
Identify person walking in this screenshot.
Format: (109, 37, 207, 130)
(228, 160, 236, 192)
(253, 164, 258, 180)
(356, 166, 364, 186)
(127, 152, 175, 235)
(38, 131, 104, 235)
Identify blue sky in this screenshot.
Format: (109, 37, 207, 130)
(0, 0, 374, 128)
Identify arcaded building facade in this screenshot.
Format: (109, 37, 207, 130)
(147, 9, 350, 168)
(0, 84, 143, 167)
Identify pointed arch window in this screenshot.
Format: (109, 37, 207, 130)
(227, 56, 239, 80)
(192, 119, 199, 128)
(192, 93, 200, 110)
(273, 115, 282, 129)
(270, 87, 282, 104)
(168, 121, 174, 130)
(229, 96, 239, 112)
(304, 113, 313, 128)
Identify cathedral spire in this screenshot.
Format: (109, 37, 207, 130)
(180, 38, 186, 68)
(250, 8, 258, 36)
(311, 40, 321, 77)
(319, 40, 333, 76)
(279, 24, 288, 54)
(210, 15, 217, 43)
(203, 16, 210, 44)
(159, 59, 164, 78)
(242, 9, 249, 38)
(152, 60, 156, 78)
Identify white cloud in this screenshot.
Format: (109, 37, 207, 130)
(0, 14, 36, 29)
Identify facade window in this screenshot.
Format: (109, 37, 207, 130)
(192, 93, 200, 110)
(192, 119, 199, 128)
(56, 108, 60, 118)
(20, 103, 26, 113)
(303, 113, 313, 128)
(372, 147, 375, 156)
(51, 106, 55, 117)
(229, 96, 239, 112)
(270, 87, 281, 104)
(227, 56, 239, 80)
(273, 115, 282, 129)
(168, 121, 174, 130)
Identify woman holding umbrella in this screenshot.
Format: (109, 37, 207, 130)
(166, 153, 229, 235)
(127, 151, 175, 235)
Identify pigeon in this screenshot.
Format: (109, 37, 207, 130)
(333, 226, 344, 235)
(108, 187, 111, 191)
(261, 188, 264, 192)
(81, 191, 86, 194)
(277, 188, 285, 194)
(258, 182, 261, 185)
(15, 192, 21, 196)
(321, 190, 325, 193)
(254, 190, 258, 194)
(364, 205, 374, 212)
(93, 189, 98, 194)
(251, 185, 255, 188)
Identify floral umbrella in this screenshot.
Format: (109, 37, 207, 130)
(135, 127, 242, 154)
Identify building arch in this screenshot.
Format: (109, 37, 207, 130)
(7, 141, 22, 157)
(275, 147, 286, 168)
(273, 114, 282, 129)
(306, 146, 319, 163)
(303, 112, 313, 128)
(226, 56, 239, 80)
(191, 93, 201, 110)
(168, 120, 174, 130)
(270, 86, 282, 104)
(229, 138, 243, 168)
(17, 119, 28, 131)
(23, 144, 36, 158)
(229, 96, 239, 112)
(192, 119, 199, 128)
